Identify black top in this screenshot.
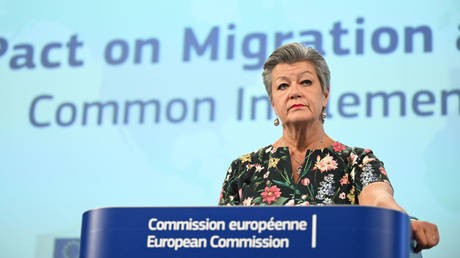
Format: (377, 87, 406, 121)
(219, 142, 391, 206)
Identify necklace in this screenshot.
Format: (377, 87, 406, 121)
(291, 155, 304, 174)
(291, 131, 324, 175)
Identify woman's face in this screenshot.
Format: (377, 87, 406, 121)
(271, 61, 329, 126)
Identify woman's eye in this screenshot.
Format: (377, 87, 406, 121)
(301, 80, 312, 86)
(277, 83, 288, 90)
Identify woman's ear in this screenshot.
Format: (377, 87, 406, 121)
(322, 87, 330, 107)
(270, 96, 277, 115)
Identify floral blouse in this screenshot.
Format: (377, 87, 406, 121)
(218, 142, 391, 206)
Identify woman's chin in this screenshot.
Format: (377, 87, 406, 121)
(283, 117, 315, 126)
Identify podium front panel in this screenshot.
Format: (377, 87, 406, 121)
(79, 206, 417, 258)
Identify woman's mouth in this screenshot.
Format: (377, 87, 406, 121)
(290, 104, 305, 110)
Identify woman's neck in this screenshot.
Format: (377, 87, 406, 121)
(274, 121, 331, 152)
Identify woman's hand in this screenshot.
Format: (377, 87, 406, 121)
(411, 219, 439, 253)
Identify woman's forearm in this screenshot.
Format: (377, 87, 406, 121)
(358, 182, 406, 213)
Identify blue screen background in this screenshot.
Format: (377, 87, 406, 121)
(1, 1, 459, 257)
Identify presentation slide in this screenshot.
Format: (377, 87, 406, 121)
(1, 1, 458, 257)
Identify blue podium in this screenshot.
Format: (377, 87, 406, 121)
(79, 206, 421, 258)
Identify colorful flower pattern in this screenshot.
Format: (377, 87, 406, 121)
(261, 186, 281, 204)
(314, 153, 338, 173)
(332, 142, 346, 152)
(219, 142, 391, 206)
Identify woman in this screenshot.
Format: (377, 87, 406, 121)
(219, 43, 439, 252)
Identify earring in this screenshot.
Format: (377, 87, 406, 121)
(320, 106, 327, 121)
(320, 112, 327, 119)
(274, 117, 280, 126)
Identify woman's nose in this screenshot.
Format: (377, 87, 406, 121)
(289, 83, 302, 99)
(290, 92, 301, 99)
